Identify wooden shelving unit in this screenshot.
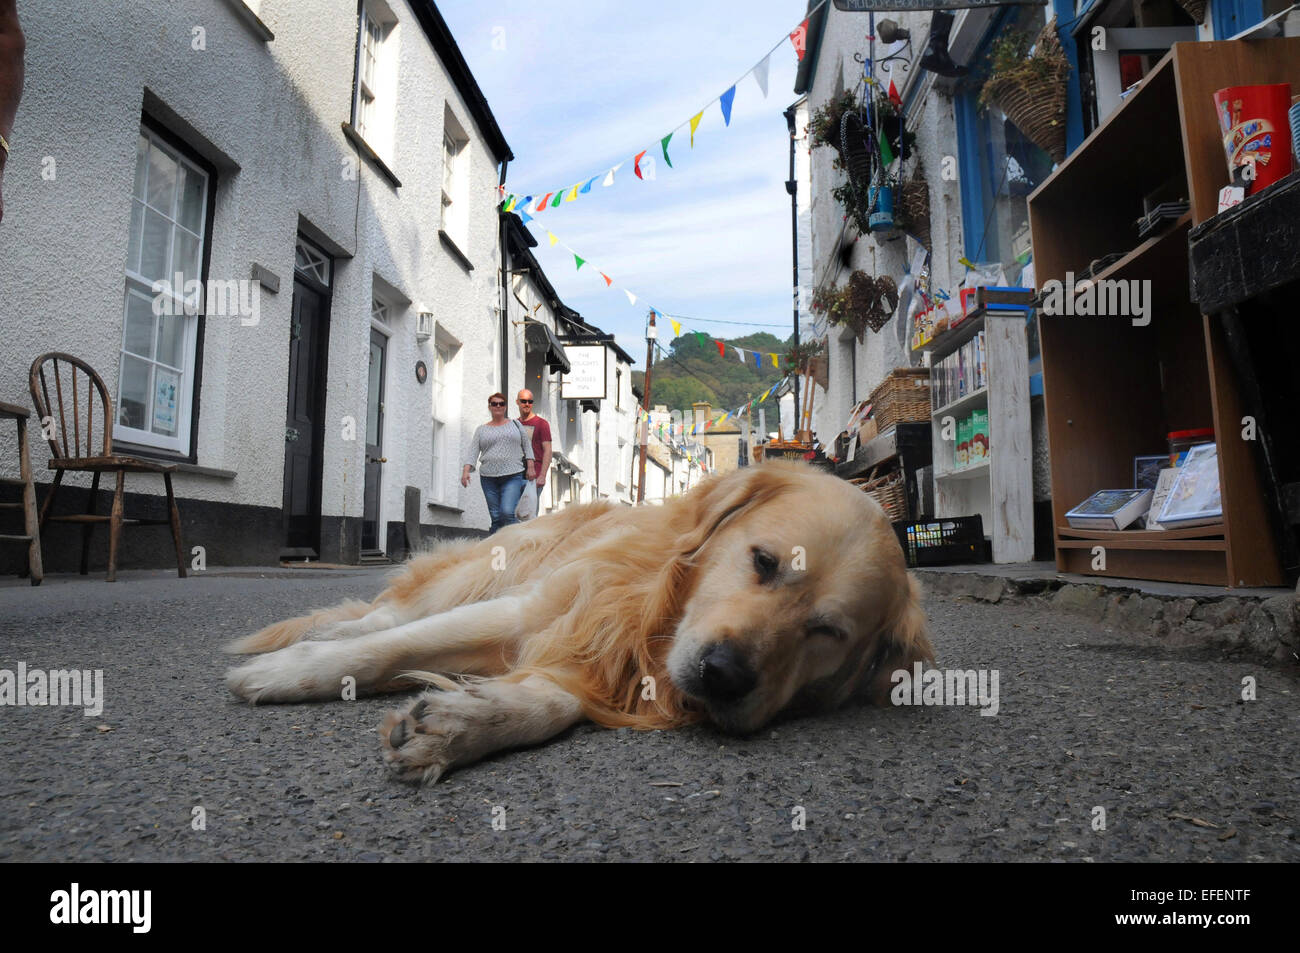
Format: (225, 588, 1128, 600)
(1027, 38, 1300, 587)
(924, 308, 1033, 563)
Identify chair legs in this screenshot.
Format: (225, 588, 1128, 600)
(17, 416, 42, 586)
(107, 471, 125, 583)
(80, 471, 100, 576)
(164, 471, 186, 579)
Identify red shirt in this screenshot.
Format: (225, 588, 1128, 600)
(518, 415, 551, 477)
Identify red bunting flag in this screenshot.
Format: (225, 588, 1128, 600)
(537, 192, 553, 211)
(600, 272, 612, 287)
(634, 150, 648, 179)
(715, 339, 725, 358)
(790, 18, 809, 61)
(888, 79, 902, 109)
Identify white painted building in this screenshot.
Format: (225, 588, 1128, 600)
(502, 211, 638, 512)
(0, 0, 524, 571)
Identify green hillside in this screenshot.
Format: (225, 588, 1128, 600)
(631, 331, 792, 419)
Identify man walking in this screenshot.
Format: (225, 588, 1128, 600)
(516, 389, 551, 517)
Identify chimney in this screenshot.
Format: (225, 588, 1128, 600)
(692, 401, 712, 429)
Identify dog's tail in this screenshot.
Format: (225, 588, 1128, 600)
(223, 599, 372, 655)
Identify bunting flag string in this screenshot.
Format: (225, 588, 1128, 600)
(519, 221, 793, 373)
(496, 0, 832, 216)
(634, 366, 792, 456)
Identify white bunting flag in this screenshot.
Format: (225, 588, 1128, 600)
(603, 163, 623, 187)
(625, 289, 637, 306)
(753, 53, 770, 98)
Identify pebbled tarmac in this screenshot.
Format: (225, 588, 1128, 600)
(1, 568, 1297, 862)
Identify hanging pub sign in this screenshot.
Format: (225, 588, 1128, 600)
(560, 344, 607, 400)
(833, 0, 1044, 9)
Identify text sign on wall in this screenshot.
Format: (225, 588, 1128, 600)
(833, 0, 1045, 10)
(561, 345, 607, 400)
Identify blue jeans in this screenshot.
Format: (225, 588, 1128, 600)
(481, 471, 526, 534)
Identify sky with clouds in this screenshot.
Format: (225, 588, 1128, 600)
(438, 0, 812, 368)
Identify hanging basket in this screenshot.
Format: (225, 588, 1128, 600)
(840, 109, 878, 234)
(895, 168, 931, 249)
(1175, 0, 1207, 22)
(978, 19, 1070, 164)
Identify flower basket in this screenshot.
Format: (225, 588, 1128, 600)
(894, 167, 931, 248)
(813, 271, 901, 340)
(978, 19, 1070, 164)
(851, 468, 908, 521)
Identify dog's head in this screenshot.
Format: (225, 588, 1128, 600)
(665, 462, 933, 734)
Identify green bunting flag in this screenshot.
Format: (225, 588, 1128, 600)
(574, 254, 585, 271)
(661, 133, 673, 168)
(879, 128, 894, 168)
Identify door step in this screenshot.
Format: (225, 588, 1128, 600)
(358, 551, 392, 566)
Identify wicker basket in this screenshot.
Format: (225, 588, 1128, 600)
(1175, 0, 1206, 22)
(852, 468, 908, 522)
(979, 20, 1070, 164)
(869, 367, 931, 432)
(895, 170, 931, 249)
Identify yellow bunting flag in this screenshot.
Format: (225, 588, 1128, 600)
(770, 352, 779, 368)
(690, 111, 704, 148)
(670, 319, 682, 337)
(547, 231, 558, 247)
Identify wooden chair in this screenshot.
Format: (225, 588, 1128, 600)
(29, 353, 187, 582)
(0, 400, 43, 585)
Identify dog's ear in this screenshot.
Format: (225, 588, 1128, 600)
(677, 464, 797, 559)
(862, 572, 934, 705)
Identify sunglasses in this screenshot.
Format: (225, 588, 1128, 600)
(517, 399, 533, 404)
(489, 401, 506, 407)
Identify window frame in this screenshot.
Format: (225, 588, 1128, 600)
(351, 0, 397, 161)
(113, 118, 217, 460)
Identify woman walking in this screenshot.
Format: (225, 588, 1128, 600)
(461, 392, 535, 534)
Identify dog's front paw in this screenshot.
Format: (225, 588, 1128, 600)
(379, 691, 470, 784)
(225, 641, 338, 703)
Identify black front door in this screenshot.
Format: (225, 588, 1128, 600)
(361, 327, 387, 553)
(282, 277, 330, 555)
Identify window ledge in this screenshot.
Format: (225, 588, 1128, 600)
(438, 230, 474, 272)
(341, 123, 402, 189)
(221, 0, 275, 42)
(426, 501, 464, 515)
(112, 442, 237, 479)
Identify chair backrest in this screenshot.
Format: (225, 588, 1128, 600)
(28, 352, 113, 460)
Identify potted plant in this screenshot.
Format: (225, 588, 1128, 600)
(811, 271, 901, 341)
(977, 19, 1070, 164)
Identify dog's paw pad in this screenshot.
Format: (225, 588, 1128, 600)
(379, 692, 455, 784)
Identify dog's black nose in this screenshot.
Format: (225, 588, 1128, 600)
(698, 642, 756, 702)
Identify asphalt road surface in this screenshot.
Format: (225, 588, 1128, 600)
(1, 568, 1296, 862)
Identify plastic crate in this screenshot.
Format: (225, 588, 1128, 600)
(893, 516, 986, 567)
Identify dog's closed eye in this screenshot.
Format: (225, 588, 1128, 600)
(806, 623, 845, 642)
(752, 547, 779, 584)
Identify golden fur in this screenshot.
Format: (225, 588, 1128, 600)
(225, 461, 933, 783)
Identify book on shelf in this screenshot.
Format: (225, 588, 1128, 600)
(1065, 488, 1154, 531)
(1157, 443, 1223, 528)
(1142, 467, 1178, 530)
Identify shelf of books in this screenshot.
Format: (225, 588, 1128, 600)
(1028, 38, 1297, 587)
(925, 307, 1033, 563)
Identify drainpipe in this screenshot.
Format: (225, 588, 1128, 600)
(783, 105, 800, 426)
(498, 159, 510, 394)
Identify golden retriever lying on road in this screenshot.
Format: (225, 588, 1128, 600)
(225, 462, 933, 783)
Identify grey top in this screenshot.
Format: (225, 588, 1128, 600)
(463, 420, 534, 477)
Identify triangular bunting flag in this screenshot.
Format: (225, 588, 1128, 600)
(888, 78, 903, 109)
(660, 134, 673, 168)
(694, 331, 708, 348)
(720, 85, 736, 126)
(537, 193, 553, 212)
(879, 128, 894, 167)
(580, 176, 598, 194)
(753, 54, 770, 98)
(547, 231, 558, 247)
(670, 319, 682, 337)
(690, 111, 704, 148)
(600, 272, 612, 287)
(734, 346, 745, 362)
(634, 150, 647, 180)
(752, 351, 761, 369)
(770, 353, 779, 368)
(574, 255, 585, 271)
(625, 289, 637, 306)
(565, 184, 579, 202)
(520, 212, 533, 225)
(550, 191, 563, 208)
(715, 340, 725, 358)
(790, 18, 809, 61)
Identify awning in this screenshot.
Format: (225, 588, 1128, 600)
(525, 320, 571, 374)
